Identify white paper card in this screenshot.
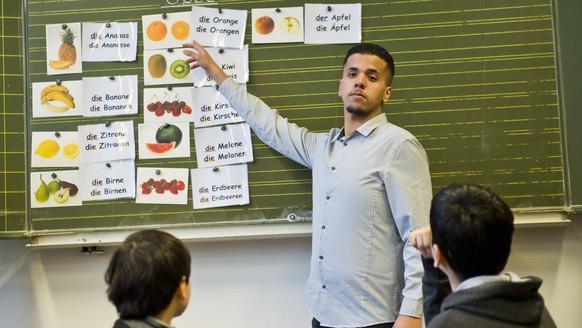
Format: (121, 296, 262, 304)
(31, 131, 79, 168)
(82, 75, 138, 117)
(82, 22, 138, 62)
(136, 167, 189, 205)
(46, 23, 82, 75)
(191, 164, 249, 209)
(30, 170, 82, 208)
(78, 120, 135, 163)
(79, 159, 136, 201)
(144, 49, 194, 86)
(304, 4, 361, 44)
(191, 6, 247, 49)
(32, 80, 83, 118)
(142, 12, 193, 50)
(138, 122, 191, 159)
(192, 45, 248, 87)
(251, 7, 304, 44)
(191, 85, 245, 128)
(194, 123, 253, 168)
(143, 86, 194, 123)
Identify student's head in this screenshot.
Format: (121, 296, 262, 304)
(104, 229, 191, 320)
(430, 183, 514, 281)
(342, 43, 395, 86)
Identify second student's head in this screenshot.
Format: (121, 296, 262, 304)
(430, 183, 514, 280)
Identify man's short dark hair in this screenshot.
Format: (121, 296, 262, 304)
(343, 43, 395, 85)
(104, 229, 191, 319)
(430, 183, 514, 280)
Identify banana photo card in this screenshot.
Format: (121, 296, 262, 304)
(32, 80, 83, 118)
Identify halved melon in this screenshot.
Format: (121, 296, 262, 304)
(145, 141, 176, 155)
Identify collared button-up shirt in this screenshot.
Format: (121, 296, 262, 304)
(220, 78, 432, 327)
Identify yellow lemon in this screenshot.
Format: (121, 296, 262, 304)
(34, 140, 60, 158)
(63, 142, 79, 159)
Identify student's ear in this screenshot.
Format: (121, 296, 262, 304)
(432, 244, 443, 268)
(175, 275, 189, 300)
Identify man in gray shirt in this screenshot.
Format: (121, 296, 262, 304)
(184, 41, 432, 328)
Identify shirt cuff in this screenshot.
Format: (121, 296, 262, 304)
(399, 297, 423, 319)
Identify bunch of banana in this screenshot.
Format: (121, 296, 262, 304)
(40, 84, 75, 113)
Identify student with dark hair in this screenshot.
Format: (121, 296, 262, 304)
(105, 229, 191, 328)
(183, 41, 432, 328)
(410, 183, 556, 328)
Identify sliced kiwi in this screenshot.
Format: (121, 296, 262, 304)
(170, 59, 189, 79)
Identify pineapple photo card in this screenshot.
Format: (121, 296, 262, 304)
(46, 23, 82, 75)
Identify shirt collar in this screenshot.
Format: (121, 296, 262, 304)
(336, 113, 388, 141)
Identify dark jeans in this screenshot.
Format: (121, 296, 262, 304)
(311, 318, 394, 328)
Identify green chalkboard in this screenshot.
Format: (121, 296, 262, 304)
(20, 0, 565, 236)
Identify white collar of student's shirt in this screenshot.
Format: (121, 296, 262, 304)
(145, 316, 174, 328)
(456, 272, 526, 292)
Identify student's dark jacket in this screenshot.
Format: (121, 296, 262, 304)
(422, 258, 557, 328)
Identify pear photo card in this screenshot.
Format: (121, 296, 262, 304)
(31, 131, 79, 168)
(143, 86, 195, 123)
(30, 170, 81, 208)
(194, 122, 253, 168)
(144, 48, 195, 86)
(32, 79, 83, 118)
(142, 11, 193, 50)
(136, 167, 189, 205)
(191, 164, 249, 209)
(78, 120, 135, 164)
(251, 7, 304, 44)
(191, 84, 245, 128)
(82, 75, 139, 117)
(191, 6, 247, 49)
(304, 3, 361, 44)
(79, 159, 136, 202)
(46, 23, 82, 75)
(82, 22, 138, 62)
(191, 45, 249, 87)
(138, 122, 191, 159)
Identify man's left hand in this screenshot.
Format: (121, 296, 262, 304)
(393, 315, 421, 328)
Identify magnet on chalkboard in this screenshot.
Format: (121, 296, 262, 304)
(327, 6, 332, 12)
(213, 167, 219, 172)
(106, 22, 111, 28)
(62, 24, 67, 30)
(167, 85, 173, 91)
(221, 125, 227, 131)
(215, 84, 219, 90)
(54, 131, 61, 137)
(167, 48, 174, 53)
(109, 76, 115, 80)
(276, 8, 281, 13)
(156, 169, 161, 175)
(51, 173, 58, 179)
(162, 13, 167, 19)
(218, 48, 224, 54)
(56, 79, 61, 85)
(218, 7, 223, 14)
(105, 121, 111, 127)
(287, 213, 297, 222)
(106, 163, 111, 168)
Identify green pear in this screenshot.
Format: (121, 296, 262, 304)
(54, 188, 70, 204)
(47, 180, 61, 195)
(35, 175, 50, 203)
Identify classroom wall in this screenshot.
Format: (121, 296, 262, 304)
(0, 216, 580, 328)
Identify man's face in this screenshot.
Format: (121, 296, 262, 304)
(338, 53, 392, 117)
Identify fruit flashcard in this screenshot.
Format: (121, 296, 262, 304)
(82, 75, 139, 117)
(191, 85, 245, 128)
(31, 131, 80, 168)
(32, 80, 83, 118)
(191, 164, 249, 209)
(78, 120, 136, 164)
(143, 86, 194, 123)
(136, 167, 189, 205)
(191, 45, 249, 87)
(142, 12, 193, 50)
(138, 122, 191, 159)
(194, 122, 254, 169)
(30, 170, 81, 208)
(304, 4, 362, 44)
(190, 6, 247, 49)
(251, 7, 304, 44)
(46, 23, 82, 75)
(81, 22, 138, 62)
(79, 159, 136, 202)
(144, 49, 194, 86)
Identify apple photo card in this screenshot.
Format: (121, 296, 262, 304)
(191, 6, 247, 49)
(191, 164, 249, 209)
(79, 159, 136, 202)
(251, 7, 304, 44)
(138, 122, 191, 160)
(32, 79, 83, 118)
(31, 131, 79, 168)
(142, 11, 193, 50)
(136, 167, 189, 205)
(143, 86, 195, 123)
(304, 3, 362, 44)
(46, 23, 82, 75)
(191, 84, 246, 128)
(30, 169, 82, 208)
